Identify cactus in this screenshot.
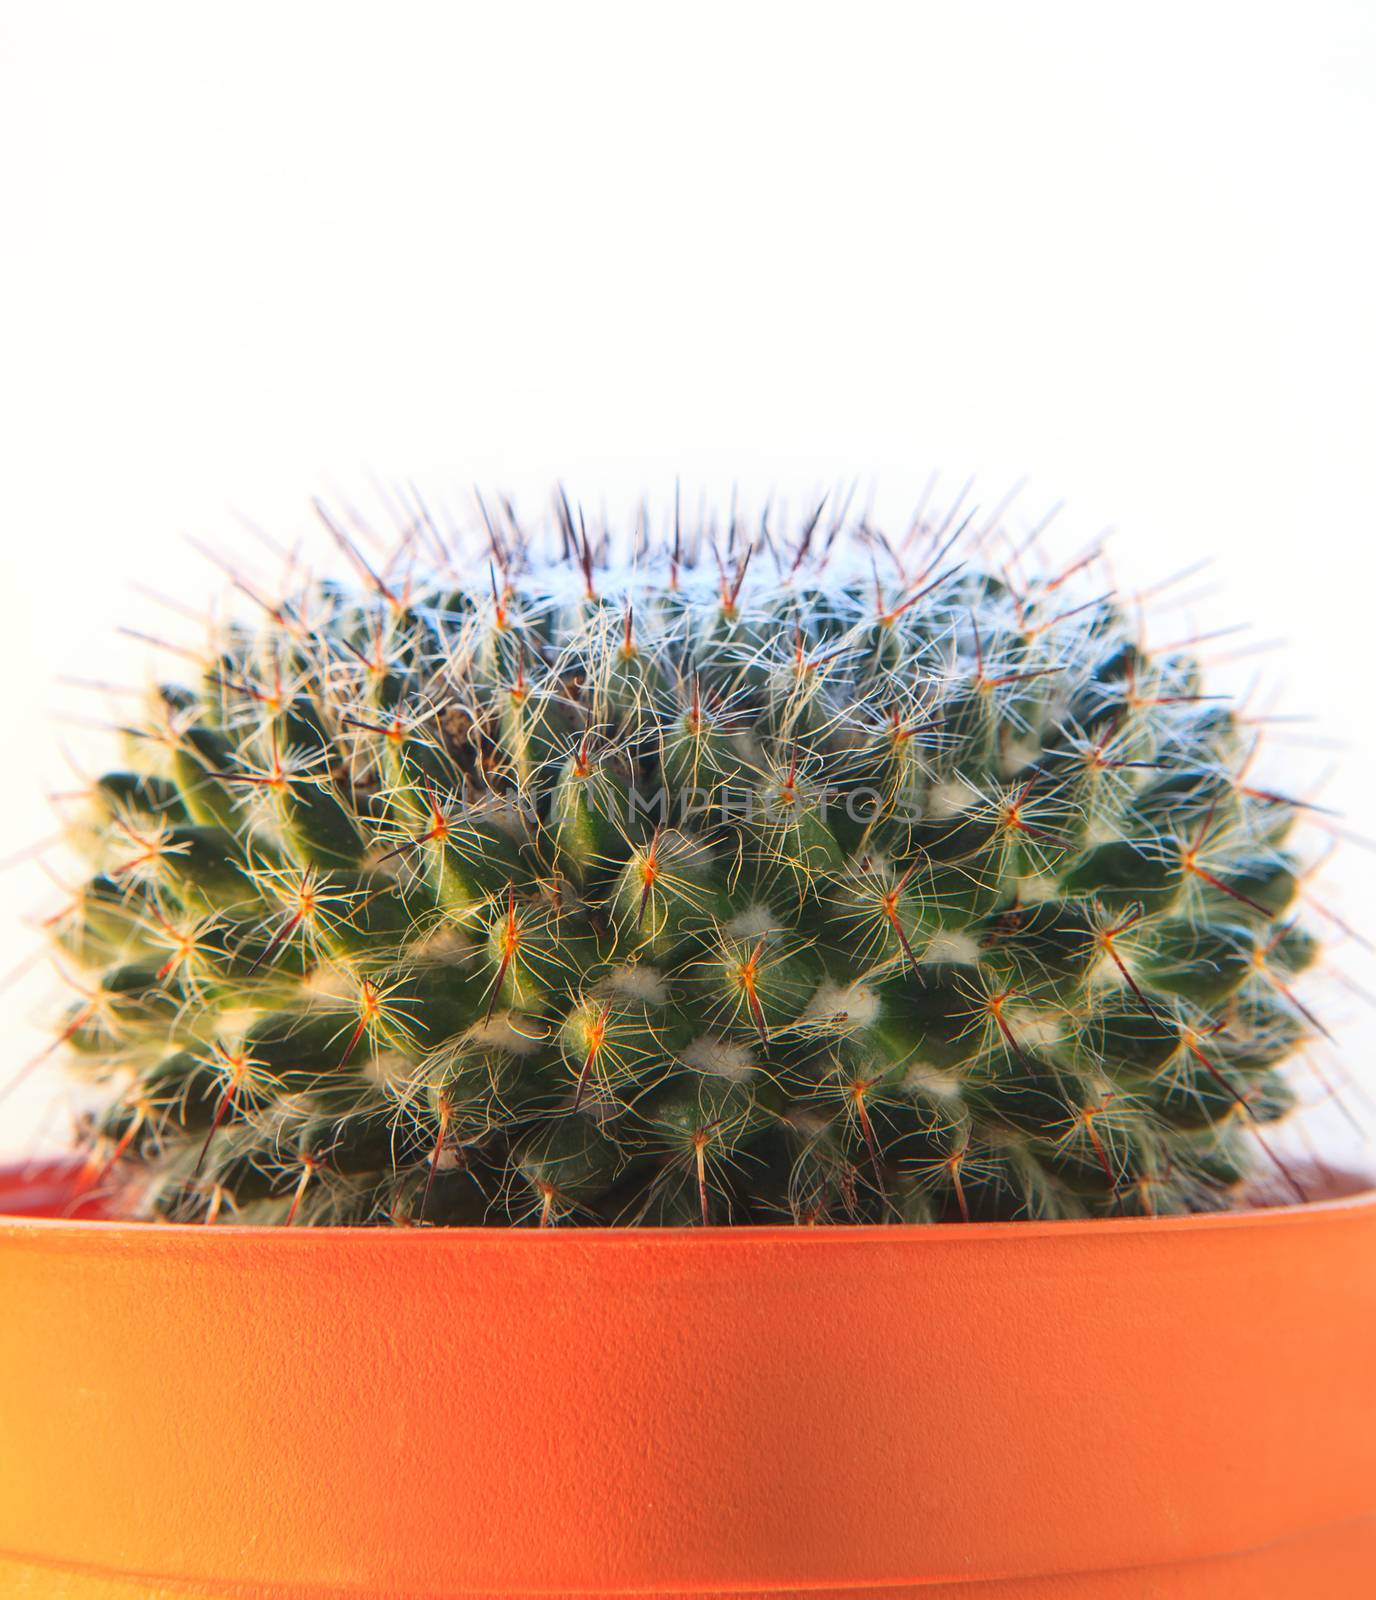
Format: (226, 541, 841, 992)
(44, 495, 1323, 1225)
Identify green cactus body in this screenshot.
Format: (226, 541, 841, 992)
(54, 508, 1320, 1224)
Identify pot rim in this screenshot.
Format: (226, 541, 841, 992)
(2, 1156, 1373, 1243)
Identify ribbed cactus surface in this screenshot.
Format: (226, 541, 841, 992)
(52, 503, 1318, 1224)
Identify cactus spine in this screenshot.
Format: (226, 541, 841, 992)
(48, 498, 1320, 1225)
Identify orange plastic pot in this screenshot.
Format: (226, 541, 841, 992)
(1, 1161, 1374, 1598)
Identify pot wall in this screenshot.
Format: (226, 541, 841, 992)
(1, 1165, 1373, 1597)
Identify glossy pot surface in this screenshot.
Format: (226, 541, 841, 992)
(2, 1163, 1373, 1596)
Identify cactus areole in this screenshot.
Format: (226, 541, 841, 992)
(48, 497, 1330, 1227)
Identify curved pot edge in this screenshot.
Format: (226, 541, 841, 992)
(2, 1157, 1374, 1243)
(2, 1511, 1375, 1598)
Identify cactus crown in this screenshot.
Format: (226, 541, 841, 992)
(46, 495, 1322, 1225)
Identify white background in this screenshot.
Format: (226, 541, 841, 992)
(1, 2, 1372, 1164)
